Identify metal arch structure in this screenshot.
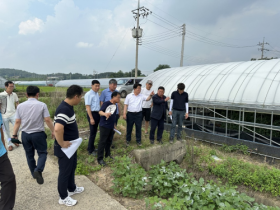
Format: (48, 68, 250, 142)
(141, 59, 280, 110)
(141, 59, 280, 157)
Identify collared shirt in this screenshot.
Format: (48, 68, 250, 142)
(141, 88, 153, 108)
(0, 113, 6, 157)
(84, 89, 100, 111)
(100, 88, 119, 114)
(15, 98, 50, 134)
(124, 93, 148, 112)
(0, 91, 18, 118)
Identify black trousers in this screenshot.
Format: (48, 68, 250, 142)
(109, 114, 119, 146)
(87, 112, 100, 153)
(57, 152, 77, 199)
(0, 153, 16, 210)
(98, 126, 114, 161)
(126, 112, 142, 143)
(22, 131, 47, 176)
(149, 116, 165, 141)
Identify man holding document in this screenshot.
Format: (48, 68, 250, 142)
(54, 85, 84, 207)
(97, 91, 121, 166)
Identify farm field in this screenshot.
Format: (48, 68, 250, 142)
(17, 89, 280, 209)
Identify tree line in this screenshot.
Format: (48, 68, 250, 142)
(0, 64, 171, 81)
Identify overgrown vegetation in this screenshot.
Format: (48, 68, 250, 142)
(110, 156, 279, 210)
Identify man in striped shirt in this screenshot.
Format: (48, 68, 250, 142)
(54, 85, 84, 207)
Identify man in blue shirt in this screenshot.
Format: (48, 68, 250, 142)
(84, 80, 100, 156)
(97, 91, 121, 166)
(99, 79, 120, 148)
(0, 100, 16, 210)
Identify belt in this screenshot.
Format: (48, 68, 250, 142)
(128, 111, 142, 114)
(91, 111, 99, 113)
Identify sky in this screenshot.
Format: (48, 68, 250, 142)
(0, 0, 280, 76)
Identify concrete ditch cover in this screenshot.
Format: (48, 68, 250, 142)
(132, 140, 187, 171)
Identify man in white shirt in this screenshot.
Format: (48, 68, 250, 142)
(141, 80, 153, 135)
(123, 83, 154, 147)
(0, 81, 19, 151)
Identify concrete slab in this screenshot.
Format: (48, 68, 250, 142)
(132, 140, 187, 170)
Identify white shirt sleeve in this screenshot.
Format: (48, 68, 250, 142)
(185, 103, 189, 113)
(169, 99, 174, 111)
(124, 94, 130, 105)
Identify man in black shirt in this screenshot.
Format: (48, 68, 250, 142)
(97, 91, 121, 166)
(169, 83, 189, 143)
(54, 85, 84, 207)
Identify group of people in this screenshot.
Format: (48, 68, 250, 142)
(0, 78, 189, 209)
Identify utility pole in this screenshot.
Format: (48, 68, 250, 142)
(180, 24, 186, 67)
(258, 37, 269, 59)
(135, 0, 140, 78)
(131, 1, 151, 78)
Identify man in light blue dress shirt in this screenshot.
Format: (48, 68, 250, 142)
(0, 102, 16, 210)
(100, 79, 120, 148)
(85, 80, 101, 156)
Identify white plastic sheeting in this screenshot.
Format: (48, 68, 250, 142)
(0, 77, 6, 89)
(55, 77, 144, 89)
(14, 81, 47, 86)
(140, 59, 280, 108)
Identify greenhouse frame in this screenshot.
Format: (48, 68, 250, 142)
(141, 59, 280, 158)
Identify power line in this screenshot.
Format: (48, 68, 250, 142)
(141, 33, 181, 42)
(145, 1, 257, 42)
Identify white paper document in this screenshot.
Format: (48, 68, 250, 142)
(114, 129, 122, 135)
(170, 115, 172, 121)
(61, 138, 83, 159)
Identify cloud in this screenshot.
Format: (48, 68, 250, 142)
(76, 42, 93, 48)
(18, 17, 44, 35)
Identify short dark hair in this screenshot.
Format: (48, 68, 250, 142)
(91, 80, 100, 85)
(109, 79, 117, 85)
(26, 86, 40, 97)
(158, 86, 165, 91)
(111, 91, 120, 98)
(5, 81, 14, 87)
(133, 83, 142, 89)
(66, 85, 83, 99)
(177, 83, 185, 90)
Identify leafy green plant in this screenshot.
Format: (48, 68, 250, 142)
(111, 156, 147, 198)
(75, 160, 91, 175)
(149, 160, 189, 198)
(220, 144, 249, 155)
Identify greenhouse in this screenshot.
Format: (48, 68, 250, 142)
(141, 59, 280, 158)
(0, 76, 7, 89)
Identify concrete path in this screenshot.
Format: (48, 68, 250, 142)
(7, 140, 126, 210)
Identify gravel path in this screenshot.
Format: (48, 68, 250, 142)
(6, 130, 126, 210)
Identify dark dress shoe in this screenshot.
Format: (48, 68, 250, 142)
(33, 171, 44, 185)
(98, 160, 106, 166)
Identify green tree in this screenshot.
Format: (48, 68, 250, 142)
(131, 69, 145, 77)
(153, 64, 171, 72)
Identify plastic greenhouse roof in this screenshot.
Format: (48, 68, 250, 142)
(140, 59, 280, 109)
